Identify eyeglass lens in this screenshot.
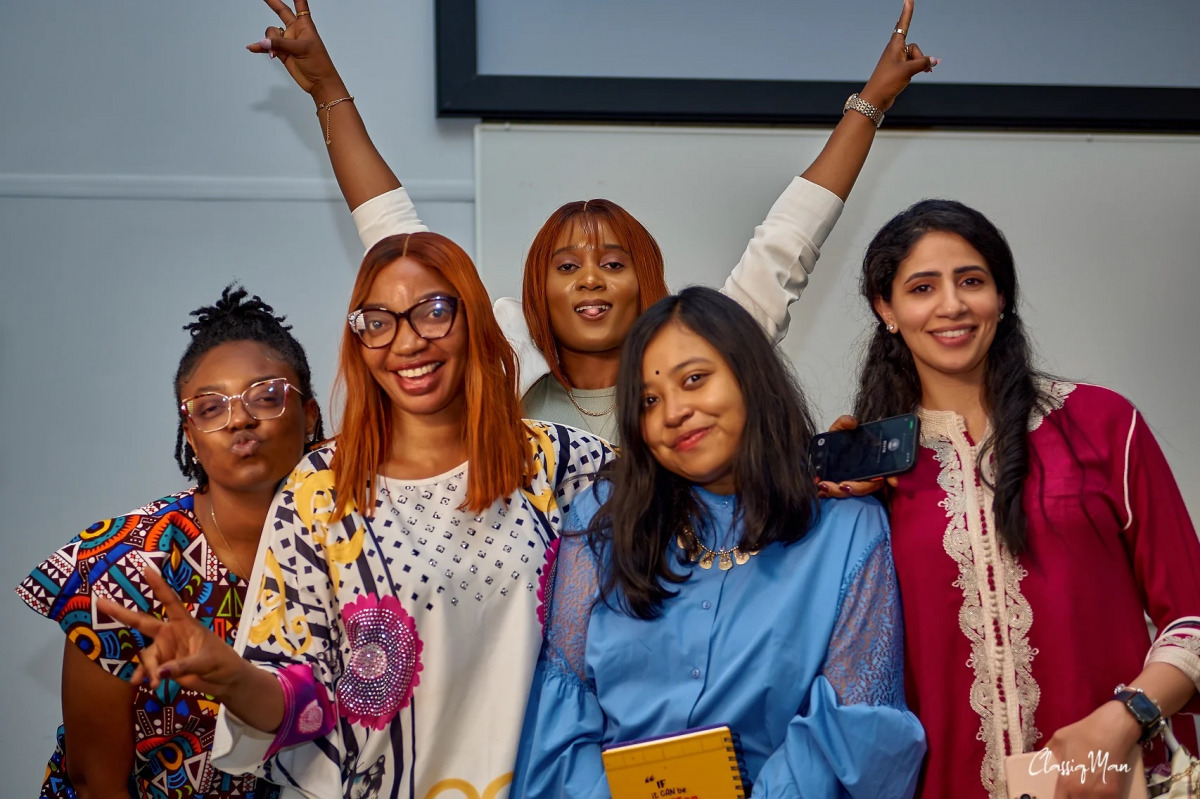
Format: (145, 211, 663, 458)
(184, 379, 292, 433)
(353, 297, 457, 348)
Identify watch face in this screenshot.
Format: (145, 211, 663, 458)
(1127, 691, 1161, 725)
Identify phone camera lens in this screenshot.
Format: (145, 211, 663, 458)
(817, 438, 825, 447)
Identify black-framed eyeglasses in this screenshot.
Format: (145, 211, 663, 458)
(348, 295, 460, 348)
(180, 378, 303, 433)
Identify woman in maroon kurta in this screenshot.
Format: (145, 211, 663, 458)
(849, 199, 1200, 798)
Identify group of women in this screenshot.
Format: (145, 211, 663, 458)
(16, 1, 1200, 798)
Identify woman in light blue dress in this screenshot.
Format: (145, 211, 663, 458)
(516, 287, 925, 798)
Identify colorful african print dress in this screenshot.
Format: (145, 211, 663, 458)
(16, 489, 280, 799)
(211, 421, 614, 799)
(890, 381, 1200, 798)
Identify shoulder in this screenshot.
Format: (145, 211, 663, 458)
(807, 496, 891, 562)
(524, 420, 615, 476)
(562, 480, 613, 530)
(17, 488, 201, 621)
(1036, 380, 1138, 436)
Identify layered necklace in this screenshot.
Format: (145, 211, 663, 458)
(676, 519, 758, 571)
(566, 388, 616, 418)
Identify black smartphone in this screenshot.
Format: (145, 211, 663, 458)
(809, 413, 920, 484)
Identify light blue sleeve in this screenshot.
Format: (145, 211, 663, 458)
(513, 488, 613, 799)
(750, 521, 926, 798)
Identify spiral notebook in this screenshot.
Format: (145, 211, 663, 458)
(602, 724, 748, 799)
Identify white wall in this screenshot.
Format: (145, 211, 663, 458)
(2, 0, 1198, 792)
(0, 1, 474, 789)
(477, 125, 1200, 524)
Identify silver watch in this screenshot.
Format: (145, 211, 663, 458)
(843, 93, 884, 128)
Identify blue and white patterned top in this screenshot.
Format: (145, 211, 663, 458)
(515, 485, 926, 798)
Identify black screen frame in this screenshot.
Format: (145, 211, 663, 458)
(436, 0, 1200, 131)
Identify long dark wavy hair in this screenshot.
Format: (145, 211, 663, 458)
(174, 284, 325, 489)
(588, 287, 820, 619)
(853, 199, 1056, 555)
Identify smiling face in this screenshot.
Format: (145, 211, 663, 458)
(180, 339, 317, 495)
(358, 256, 469, 426)
(639, 320, 746, 494)
(874, 230, 1005, 390)
(544, 218, 641, 358)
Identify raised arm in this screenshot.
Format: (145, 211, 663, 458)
(801, 0, 936, 201)
(720, 0, 936, 343)
(248, 0, 402, 213)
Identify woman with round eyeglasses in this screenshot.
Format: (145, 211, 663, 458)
(99, 233, 615, 798)
(16, 286, 322, 799)
(242, 0, 937, 443)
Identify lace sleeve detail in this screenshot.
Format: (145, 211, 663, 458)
(821, 532, 906, 708)
(542, 533, 602, 693)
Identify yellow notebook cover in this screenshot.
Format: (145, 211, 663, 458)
(602, 724, 747, 799)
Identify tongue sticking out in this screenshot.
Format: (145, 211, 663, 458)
(577, 305, 610, 319)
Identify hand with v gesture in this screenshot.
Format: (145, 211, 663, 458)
(99, 567, 284, 732)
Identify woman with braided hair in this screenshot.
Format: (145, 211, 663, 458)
(16, 285, 323, 799)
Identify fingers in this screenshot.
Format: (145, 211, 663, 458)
(247, 34, 305, 58)
(828, 415, 859, 433)
(263, 0, 297, 25)
(294, 0, 311, 16)
(817, 479, 884, 499)
(141, 567, 194, 625)
(904, 42, 939, 73)
(895, 0, 914, 38)
(97, 596, 163, 638)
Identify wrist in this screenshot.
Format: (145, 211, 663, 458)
(1099, 699, 1145, 751)
(857, 83, 894, 114)
(1111, 684, 1166, 745)
(311, 76, 351, 107)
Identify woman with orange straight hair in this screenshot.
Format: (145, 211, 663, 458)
(244, 0, 938, 443)
(99, 231, 616, 798)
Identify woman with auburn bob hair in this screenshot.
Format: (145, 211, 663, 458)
(244, 0, 938, 442)
(101, 232, 616, 799)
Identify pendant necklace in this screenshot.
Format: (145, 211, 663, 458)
(676, 520, 757, 571)
(206, 496, 251, 580)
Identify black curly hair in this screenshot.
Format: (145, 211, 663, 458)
(173, 284, 324, 489)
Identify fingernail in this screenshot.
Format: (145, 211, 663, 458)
(839, 484, 853, 493)
(259, 38, 273, 50)
(269, 51, 277, 59)
(158, 667, 172, 679)
(931, 57, 941, 66)
(818, 482, 831, 492)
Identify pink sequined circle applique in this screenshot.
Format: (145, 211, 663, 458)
(337, 594, 424, 730)
(536, 538, 560, 631)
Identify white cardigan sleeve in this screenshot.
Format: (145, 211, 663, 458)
(719, 177, 844, 345)
(350, 186, 430, 251)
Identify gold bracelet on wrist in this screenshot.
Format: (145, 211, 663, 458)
(315, 95, 355, 145)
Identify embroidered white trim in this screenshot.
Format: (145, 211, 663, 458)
(917, 376, 1074, 798)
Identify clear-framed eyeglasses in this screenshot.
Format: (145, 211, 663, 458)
(348, 295, 460, 348)
(180, 378, 303, 433)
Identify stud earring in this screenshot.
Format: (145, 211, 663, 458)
(999, 312, 1006, 321)
(190, 455, 199, 466)
(886, 323, 896, 333)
